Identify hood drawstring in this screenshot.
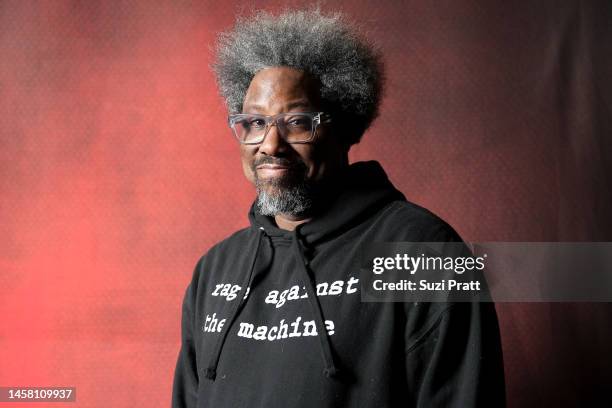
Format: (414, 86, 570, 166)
(204, 227, 265, 381)
(291, 228, 340, 379)
(204, 226, 340, 381)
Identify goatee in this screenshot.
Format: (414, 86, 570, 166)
(253, 157, 314, 217)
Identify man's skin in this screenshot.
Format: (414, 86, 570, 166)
(239, 67, 349, 231)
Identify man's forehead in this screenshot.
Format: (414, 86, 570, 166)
(242, 67, 321, 112)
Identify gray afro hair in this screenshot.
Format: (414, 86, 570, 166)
(213, 8, 384, 145)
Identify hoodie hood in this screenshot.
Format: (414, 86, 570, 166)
(248, 161, 406, 244)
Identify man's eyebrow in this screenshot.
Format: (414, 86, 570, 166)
(285, 100, 313, 110)
(243, 100, 313, 113)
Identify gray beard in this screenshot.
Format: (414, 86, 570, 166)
(255, 178, 313, 217)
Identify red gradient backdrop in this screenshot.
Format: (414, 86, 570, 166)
(1, 1, 611, 407)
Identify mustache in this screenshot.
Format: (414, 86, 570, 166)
(252, 156, 306, 169)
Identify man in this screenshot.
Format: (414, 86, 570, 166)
(173, 9, 505, 407)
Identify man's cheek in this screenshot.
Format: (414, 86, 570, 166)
(306, 162, 320, 181)
(241, 160, 256, 184)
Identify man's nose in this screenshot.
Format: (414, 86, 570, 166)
(258, 123, 288, 156)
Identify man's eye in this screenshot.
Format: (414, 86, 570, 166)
(286, 117, 311, 128)
(247, 118, 266, 128)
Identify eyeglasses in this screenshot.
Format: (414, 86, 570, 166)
(228, 112, 331, 145)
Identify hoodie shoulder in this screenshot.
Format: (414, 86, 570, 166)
(188, 226, 255, 291)
(204, 226, 254, 259)
(376, 199, 464, 242)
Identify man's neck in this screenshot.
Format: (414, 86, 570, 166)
(274, 214, 311, 231)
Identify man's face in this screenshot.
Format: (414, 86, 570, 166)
(239, 67, 347, 216)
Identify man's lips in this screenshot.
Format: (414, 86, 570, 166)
(256, 164, 291, 177)
(257, 164, 290, 169)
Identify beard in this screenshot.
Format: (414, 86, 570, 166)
(253, 157, 314, 217)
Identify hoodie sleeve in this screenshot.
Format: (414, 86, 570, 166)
(402, 221, 505, 407)
(172, 280, 199, 408)
(404, 301, 506, 407)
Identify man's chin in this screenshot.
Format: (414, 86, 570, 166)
(256, 182, 289, 198)
(255, 180, 314, 217)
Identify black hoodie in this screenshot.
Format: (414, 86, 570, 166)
(172, 161, 505, 407)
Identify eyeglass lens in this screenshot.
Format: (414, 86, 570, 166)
(232, 113, 315, 144)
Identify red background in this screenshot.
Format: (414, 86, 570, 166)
(1, 1, 611, 407)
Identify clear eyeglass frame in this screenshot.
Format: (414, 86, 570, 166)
(227, 111, 332, 145)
